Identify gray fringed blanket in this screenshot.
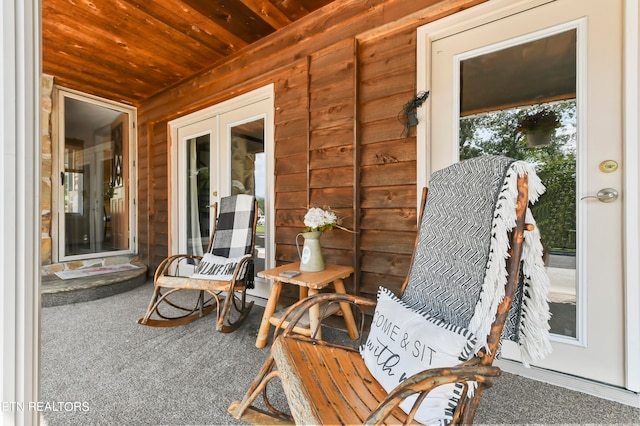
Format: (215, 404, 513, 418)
(402, 156, 552, 366)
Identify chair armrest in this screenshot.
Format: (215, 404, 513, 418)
(227, 256, 254, 289)
(274, 292, 376, 344)
(154, 254, 203, 282)
(365, 364, 501, 425)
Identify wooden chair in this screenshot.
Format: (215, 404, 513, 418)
(138, 194, 258, 333)
(229, 156, 550, 424)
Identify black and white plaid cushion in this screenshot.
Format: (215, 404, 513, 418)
(211, 194, 255, 258)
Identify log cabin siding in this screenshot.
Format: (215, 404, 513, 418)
(356, 26, 419, 298)
(137, 122, 150, 269)
(150, 121, 171, 268)
(273, 59, 310, 279)
(137, 0, 486, 298)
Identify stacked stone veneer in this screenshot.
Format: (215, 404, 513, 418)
(41, 74, 54, 265)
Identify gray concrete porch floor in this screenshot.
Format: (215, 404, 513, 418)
(39, 279, 640, 425)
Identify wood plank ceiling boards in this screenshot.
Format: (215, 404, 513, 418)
(42, 0, 336, 105)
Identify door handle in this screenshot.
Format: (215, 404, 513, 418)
(581, 188, 618, 203)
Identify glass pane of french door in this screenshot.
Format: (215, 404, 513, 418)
(185, 134, 211, 257)
(230, 118, 266, 276)
(460, 103, 577, 337)
(458, 31, 578, 338)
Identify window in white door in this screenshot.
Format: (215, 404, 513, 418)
(185, 134, 211, 257)
(457, 30, 578, 338)
(230, 117, 266, 277)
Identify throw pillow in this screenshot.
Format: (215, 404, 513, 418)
(190, 253, 250, 281)
(360, 287, 477, 425)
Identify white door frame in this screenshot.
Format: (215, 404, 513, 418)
(1, 0, 41, 424)
(168, 85, 276, 278)
(416, 0, 640, 404)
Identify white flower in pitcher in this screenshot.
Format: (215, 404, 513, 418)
(303, 207, 337, 232)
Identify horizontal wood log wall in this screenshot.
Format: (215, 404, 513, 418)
(137, 0, 485, 299)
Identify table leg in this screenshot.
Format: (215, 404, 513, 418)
(255, 280, 282, 349)
(299, 286, 309, 300)
(308, 288, 321, 340)
(333, 279, 359, 340)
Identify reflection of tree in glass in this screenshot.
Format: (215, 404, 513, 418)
(460, 101, 577, 252)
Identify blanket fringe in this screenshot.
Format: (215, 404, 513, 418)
(468, 166, 519, 353)
(519, 209, 553, 366)
(469, 161, 552, 364)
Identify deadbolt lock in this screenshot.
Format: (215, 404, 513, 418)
(599, 160, 618, 173)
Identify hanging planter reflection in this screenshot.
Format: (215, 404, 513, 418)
(517, 109, 560, 147)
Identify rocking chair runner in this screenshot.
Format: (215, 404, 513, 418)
(138, 194, 258, 333)
(229, 156, 551, 424)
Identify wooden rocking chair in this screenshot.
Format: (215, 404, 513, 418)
(138, 194, 258, 333)
(229, 156, 551, 424)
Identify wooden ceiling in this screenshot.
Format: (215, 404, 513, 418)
(42, 0, 336, 105)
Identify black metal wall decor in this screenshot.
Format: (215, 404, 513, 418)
(400, 91, 429, 137)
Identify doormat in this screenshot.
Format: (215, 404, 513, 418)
(54, 263, 143, 280)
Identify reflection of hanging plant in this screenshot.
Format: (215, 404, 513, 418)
(517, 110, 560, 133)
(517, 110, 560, 146)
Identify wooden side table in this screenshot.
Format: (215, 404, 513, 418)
(255, 262, 359, 349)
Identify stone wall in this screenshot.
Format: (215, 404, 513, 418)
(41, 74, 54, 265)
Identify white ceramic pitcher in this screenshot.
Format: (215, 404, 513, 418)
(295, 231, 325, 272)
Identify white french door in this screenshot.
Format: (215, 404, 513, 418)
(218, 99, 273, 299)
(419, 0, 632, 390)
(170, 85, 275, 299)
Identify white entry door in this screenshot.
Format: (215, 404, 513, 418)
(420, 0, 627, 387)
